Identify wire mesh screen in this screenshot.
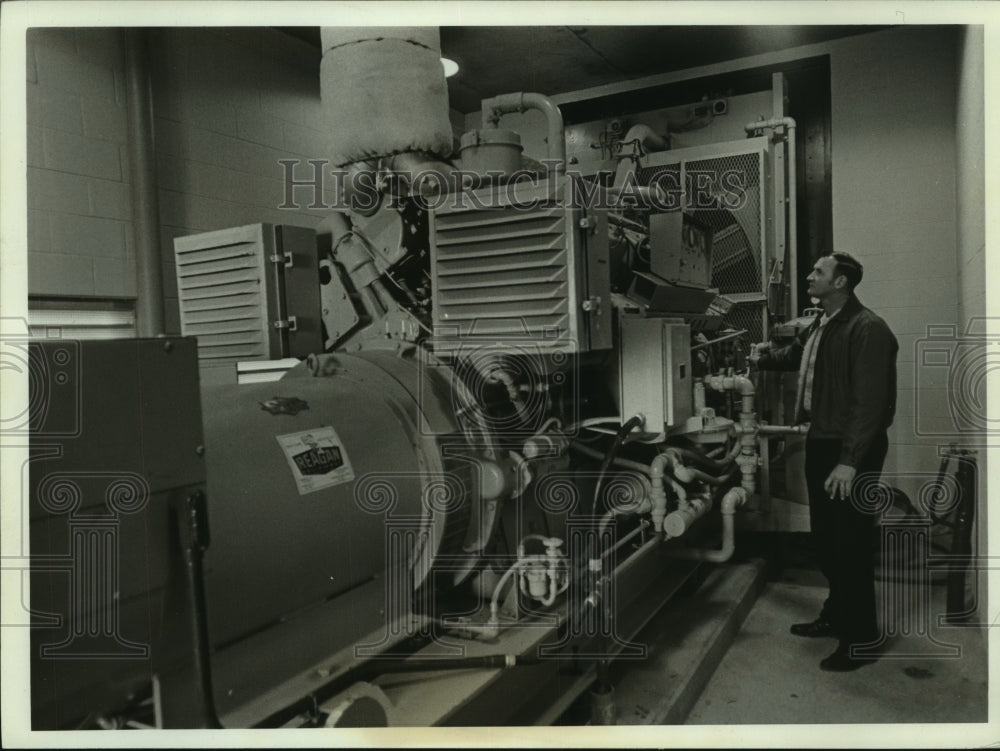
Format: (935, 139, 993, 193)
(637, 149, 766, 341)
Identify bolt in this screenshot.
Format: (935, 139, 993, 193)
(195, 445, 205, 456)
(163, 341, 173, 352)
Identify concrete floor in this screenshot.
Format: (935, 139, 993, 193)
(686, 569, 988, 725)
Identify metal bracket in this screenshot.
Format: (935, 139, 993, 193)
(269, 251, 294, 268)
(273, 316, 298, 332)
(582, 296, 601, 314)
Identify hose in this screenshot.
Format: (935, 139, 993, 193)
(671, 464, 739, 487)
(591, 415, 644, 516)
(569, 441, 651, 475)
(668, 440, 742, 474)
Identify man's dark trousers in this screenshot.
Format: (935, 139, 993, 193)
(805, 432, 888, 643)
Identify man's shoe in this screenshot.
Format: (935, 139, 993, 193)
(790, 618, 837, 638)
(820, 644, 877, 672)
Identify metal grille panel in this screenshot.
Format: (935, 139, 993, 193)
(430, 197, 581, 352)
(174, 226, 271, 363)
(637, 143, 768, 341)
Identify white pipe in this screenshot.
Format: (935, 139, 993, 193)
(755, 423, 809, 435)
(745, 117, 797, 316)
(490, 558, 529, 619)
(662, 492, 712, 538)
(664, 487, 748, 562)
(622, 123, 669, 154)
(482, 92, 565, 180)
(703, 375, 759, 493)
(704, 373, 755, 415)
(649, 452, 671, 534)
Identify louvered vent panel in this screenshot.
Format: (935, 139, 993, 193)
(431, 202, 579, 352)
(637, 141, 769, 341)
(174, 228, 271, 363)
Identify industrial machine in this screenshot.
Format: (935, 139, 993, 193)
(27, 27, 811, 729)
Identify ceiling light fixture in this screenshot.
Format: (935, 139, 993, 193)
(441, 57, 459, 78)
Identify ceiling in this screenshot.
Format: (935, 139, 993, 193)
(280, 26, 890, 113)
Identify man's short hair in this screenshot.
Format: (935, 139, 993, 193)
(827, 251, 864, 291)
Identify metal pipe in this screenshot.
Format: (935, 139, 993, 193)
(745, 117, 797, 315)
(606, 183, 669, 208)
(662, 492, 713, 539)
(755, 423, 809, 435)
(607, 212, 648, 234)
(621, 123, 669, 154)
(361, 653, 540, 675)
(664, 487, 748, 563)
(704, 374, 759, 493)
(124, 29, 164, 337)
(602, 519, 650, 559)
(482, 92, 565, 180)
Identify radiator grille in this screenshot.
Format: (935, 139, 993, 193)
(174, 226, 272, 363)
(637, 145, 767, 341)
(430, 200, 580, 351)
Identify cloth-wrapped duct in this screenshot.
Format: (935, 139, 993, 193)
(320, 27, 453, 167)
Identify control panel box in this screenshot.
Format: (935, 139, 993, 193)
(610, 315, 693, 438)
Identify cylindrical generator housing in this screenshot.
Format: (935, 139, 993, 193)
(199, 351, 484, 718)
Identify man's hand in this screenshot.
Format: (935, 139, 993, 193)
(749, 342, 770, 365)
(824, 464, 857, 501)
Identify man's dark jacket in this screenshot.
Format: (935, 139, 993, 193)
(758, 294, 898, 467)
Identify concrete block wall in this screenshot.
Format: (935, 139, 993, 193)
(826, 27, 962, 507)
(955, 26, 986, 326)
(26, 27, 337, 334)
(150, 28, 334, 334)
(26, 28, 134, 298)
(953, 25, 987, 600)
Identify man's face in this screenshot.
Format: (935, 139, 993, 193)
(806, 256, 844, 299)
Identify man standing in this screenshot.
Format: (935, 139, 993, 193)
(751, 252, 898, 671)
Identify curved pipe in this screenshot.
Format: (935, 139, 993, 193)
(591, 415, 644, 516)
(482, 92, 565, 180)
(703, 374, 758, 493)
(671, 464, 739, 486)
(669, 440, 742, 474)
(662, 492, 712, 538)
(478, 361, 528, 425)
(704, 374, 755, 416)
(746, 117, 797, 315)
(389, 151, 461, 196)
(622, 123, 669, 155)
(664, 487, 748, 562)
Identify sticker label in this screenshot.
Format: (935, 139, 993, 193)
(276, 427, 355, 495)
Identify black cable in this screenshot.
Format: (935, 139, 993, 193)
(590, 415, 644, 516)
(670, 445, 737, 474)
